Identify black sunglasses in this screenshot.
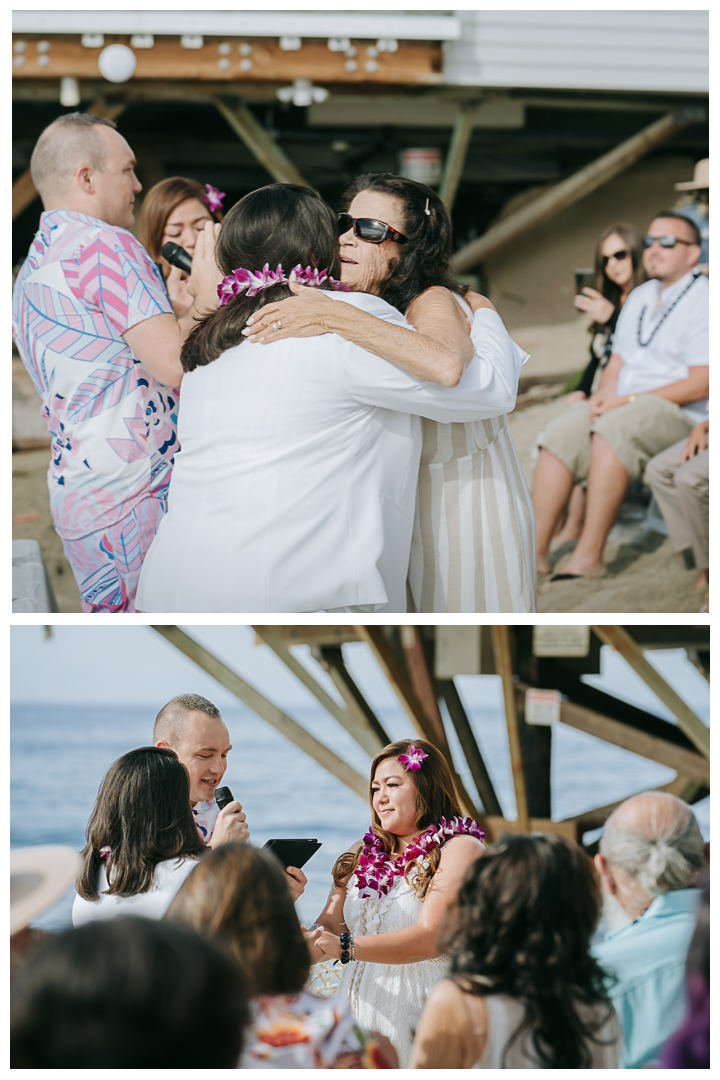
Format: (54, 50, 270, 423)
(601, 249, 629, 267)
(337, 213, 408, 245)
(642, 235, 694, 249)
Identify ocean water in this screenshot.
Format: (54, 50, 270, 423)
(11, 686, 709, 932)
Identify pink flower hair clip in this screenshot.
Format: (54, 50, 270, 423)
(203, 183, 225, 213)
(98, 846, 112, 860)
(397, 746, 429, 773)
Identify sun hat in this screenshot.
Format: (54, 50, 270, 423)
(675, 159, 709, 191)
(10, 845, 80, 935)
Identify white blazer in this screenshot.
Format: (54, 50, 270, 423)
(136, 292, 527, 613)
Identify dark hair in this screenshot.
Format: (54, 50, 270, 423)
(442, 833, 615, 1068)
(181, 183, 341, 372)
(592, 222, 647, 328)
(652, 210, 702, 247)
(661, 874, 709, 1068)
(332, 738, 463, 897)
(10, 916, 248, 1068)
(166, 841, 310, 996)
(76, 747, 206, 901)
(341, 173, 468, 314)
(139, 176, 222, 263)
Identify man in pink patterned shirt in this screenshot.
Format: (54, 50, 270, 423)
(12, 113, 196, 611)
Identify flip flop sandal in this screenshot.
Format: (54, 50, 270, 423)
(539, 566, 608, 593)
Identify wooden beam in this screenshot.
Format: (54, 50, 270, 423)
(214, 97, 310, 187)
(11, 37, 442, 85)
(561, 775, 707, 836)
(252, 626, 382, 758)
(398, 626, 447, 746)
(437, 678, 503, 816)
(355, 625, 481, 821)
(151, 625, 367, 800)
(452, 110, 700, 273)
(315, 646, 391, 747)
(261, 626, 360, 646)
(558, 699, 709, 785)
(491, 626, 530, 831)
(439, 102, 474, 211)
(591, 625, 710, 759)
(484, 816, 576, 844)
(12, 96, 128, 221)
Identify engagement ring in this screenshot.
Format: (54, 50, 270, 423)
(272, 320, 282, 332)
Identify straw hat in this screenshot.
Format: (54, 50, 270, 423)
(675, 159, 709, 191)
(10, 845, 80, 935)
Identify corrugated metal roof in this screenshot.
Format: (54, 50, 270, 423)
(444, 10, 708, 93)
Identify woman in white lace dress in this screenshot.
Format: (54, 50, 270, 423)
(311, 739, 486, 1067)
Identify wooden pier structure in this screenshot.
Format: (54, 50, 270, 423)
(151, 624, 709, 852)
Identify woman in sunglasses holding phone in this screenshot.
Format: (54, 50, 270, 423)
(244, 174, 535, 613)
(538, 223, 646, 568)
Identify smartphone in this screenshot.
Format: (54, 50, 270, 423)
(263, 838, 322, 869)
(574, 268, 596, 294)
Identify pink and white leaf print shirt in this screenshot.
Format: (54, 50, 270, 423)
(12, 210, 178, 539)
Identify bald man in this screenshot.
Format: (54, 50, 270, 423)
(592, 791, 706, 1068)
(12, 113, 213, 611)
(153, 693, 305, 899)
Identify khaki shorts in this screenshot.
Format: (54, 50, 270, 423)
(539, 395, 696, 484)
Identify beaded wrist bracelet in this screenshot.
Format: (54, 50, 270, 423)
(337, 930, 355, 965)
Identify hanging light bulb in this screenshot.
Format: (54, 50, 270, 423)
(60, 76, 81, 107)
(98, 43, 137, 83)
(276, 79, 329, 107)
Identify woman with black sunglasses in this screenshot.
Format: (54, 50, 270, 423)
(244, 174, 535, 614)
(535, 222, 646, 573)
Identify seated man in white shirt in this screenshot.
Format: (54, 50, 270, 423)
(153, 693, 306, 900)
(533, 211, 708, 585)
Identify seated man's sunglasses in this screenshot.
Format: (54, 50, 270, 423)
(642, 235, 695, 249)
(337, 213, 408, 245)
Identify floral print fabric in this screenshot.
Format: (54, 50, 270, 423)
(12, 210, 177, 541)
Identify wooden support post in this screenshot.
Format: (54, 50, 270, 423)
(214, 97, 310, 187)
(316, 646, 391, 747)
(557, 698, 709, 784)
(591, 625, 710, 759)
(491, 626, 530, 831)
(12, 97, 128, 221)
(252, 627, 382, 758)
(355, 626, 482, 821)
(452, 110, 700, 273)
(398, 626, 447, 746)
(561, 774, 708, 840)
(439, 102, 474, 212)
(437, 678, 503, 816)
(151, 625, 367, 800)
(514, 686, 552, 819)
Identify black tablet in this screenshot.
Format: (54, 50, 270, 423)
(263, 838, 322, 869)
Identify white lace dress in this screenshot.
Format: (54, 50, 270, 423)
(338, 873, 449, 1067)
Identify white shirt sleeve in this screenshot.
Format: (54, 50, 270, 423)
(332, 293, 526, 422)
(683, 291, 709, 366)
(608, 293, 635, 363)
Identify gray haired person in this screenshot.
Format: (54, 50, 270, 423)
(592, 791, 706, 1068)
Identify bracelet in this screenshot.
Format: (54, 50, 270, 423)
(335, 931, 355, 965)
(627, 394, 637, 403)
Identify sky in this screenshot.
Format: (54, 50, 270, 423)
(10, 623, 710, 724)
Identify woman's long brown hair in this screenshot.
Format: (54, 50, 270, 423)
(592, 221, 647, 329)
(76, 747, 206, 900)
(165, 842, 310, 997)
(138, 176, 222, 264)
(332, 738, 463, 898)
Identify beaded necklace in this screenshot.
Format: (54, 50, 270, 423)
(637, 272, 701, 348)
(354, 816, 486, 899)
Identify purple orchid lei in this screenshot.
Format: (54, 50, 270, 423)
(217, 263, 349, 307)
(203, 183, 225, 212)
(354, 816, 486, 899)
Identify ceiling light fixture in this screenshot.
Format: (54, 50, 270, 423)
(276, 79, 329, 107)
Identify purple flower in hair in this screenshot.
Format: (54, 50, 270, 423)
(203, 183, 225, 213)
(397, 745, 429, 773)
(98, 846, 112, 861)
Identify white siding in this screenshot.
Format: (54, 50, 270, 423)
(445, 10, 708, 93)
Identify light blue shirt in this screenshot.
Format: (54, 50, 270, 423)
(592, 888, 701, 1068)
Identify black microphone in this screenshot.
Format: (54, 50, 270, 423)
(215, 786, 234, 811)
(161, 242, 193, 274)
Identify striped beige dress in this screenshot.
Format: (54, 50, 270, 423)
(408, 414, 537, 612)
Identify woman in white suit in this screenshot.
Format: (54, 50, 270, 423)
(246, 174, 536, 613)
(136, 184, 526, 614)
